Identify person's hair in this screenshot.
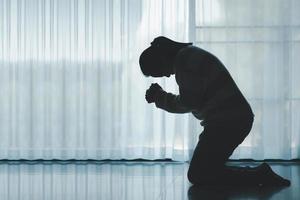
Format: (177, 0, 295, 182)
(139, 36, 192, 76)
(139, 45, 162, 76)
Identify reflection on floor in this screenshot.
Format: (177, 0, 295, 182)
(0, 161, 299, 200)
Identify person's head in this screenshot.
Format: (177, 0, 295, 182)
(139, 36, 192, 77)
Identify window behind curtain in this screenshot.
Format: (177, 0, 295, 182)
(195, 0, 300, 159)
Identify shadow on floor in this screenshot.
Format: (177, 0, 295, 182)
(188, 185, 288, 200)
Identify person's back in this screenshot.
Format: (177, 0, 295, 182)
(173, 45, 254, 126)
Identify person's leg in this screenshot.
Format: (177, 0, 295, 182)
(223, 162, 290, 186)
(187, 119, 290, 186)
(187, 120, 249, 185)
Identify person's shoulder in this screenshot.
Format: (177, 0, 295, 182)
(175, 45, 207, 71)
(175, 45, 199, 63)
(178, 45, 204, 55)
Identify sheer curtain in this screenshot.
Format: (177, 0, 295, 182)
(0, 0, 199, 160)
(195, 0, 300, 159)
(1, 0, 299, 161)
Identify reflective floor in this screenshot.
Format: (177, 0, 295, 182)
(0, 161, 299, 200)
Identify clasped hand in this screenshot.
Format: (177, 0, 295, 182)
(145, 83, 162, 103)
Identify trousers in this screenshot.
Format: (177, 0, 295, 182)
(187, 116, 254, 185)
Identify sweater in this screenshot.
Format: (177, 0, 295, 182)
(155, 45, 254, 126)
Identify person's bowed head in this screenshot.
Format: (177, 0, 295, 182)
(140, 36, 192, 105)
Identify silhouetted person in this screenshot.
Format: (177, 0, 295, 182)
(139, 36, 290, 186)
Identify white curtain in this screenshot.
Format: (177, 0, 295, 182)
(196, 0, 300, 159)
(0, 0, 199, 160)
(0, 0, 299, 161)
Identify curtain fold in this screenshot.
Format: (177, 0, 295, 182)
(0, 0, 198, 160)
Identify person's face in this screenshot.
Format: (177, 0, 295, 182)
(150, 67, 171, 77)
(150, 56, 173, 78)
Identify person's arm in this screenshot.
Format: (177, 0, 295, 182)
(154, 90, 193, 113)
(145, 83, 192, 113)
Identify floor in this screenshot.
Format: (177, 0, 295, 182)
(0, 161, 299, 200)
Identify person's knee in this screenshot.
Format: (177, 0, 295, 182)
(187, 164, 221, 185)
(187, 165, 206, 184)
(187, 167, 195, 184)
